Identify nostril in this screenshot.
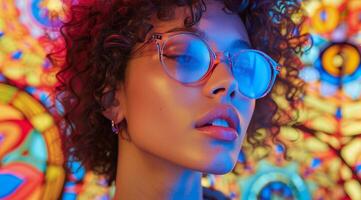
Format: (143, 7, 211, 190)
(212, 87, 236, 98)
(230, 90, 235, 98)
(212, 88, 225, 94)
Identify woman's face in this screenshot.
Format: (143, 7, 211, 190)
(119, 0, 255, 174)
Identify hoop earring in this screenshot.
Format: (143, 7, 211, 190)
(111, 120, 120, 134)
(111, 120, 131, 141)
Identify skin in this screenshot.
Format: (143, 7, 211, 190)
(102, 1, 256, 199)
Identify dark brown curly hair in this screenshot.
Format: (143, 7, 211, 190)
(50, 0, 309, 182)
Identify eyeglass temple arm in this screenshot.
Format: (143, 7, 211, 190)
(267, 56, 281, 75)
(130, 34, 161, 56)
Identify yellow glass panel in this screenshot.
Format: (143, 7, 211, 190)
(0, 83, 17, 103)
(31, 113, 54, 132)
(300, 108, 323, 121)
(0, 36, 17, 52)
(3, 64, 26, 79)
(323, 0, 344, 6)
(302, 1, 321, 16)
(345, 180, 361, 200)
(341, 165, 352, 180)
(341, 138, 361, 165)
(316, 132, 340, 149)
(310, 115, 337, 133)
(342, 102, 361, 119)
(26, 72, 41, 86)
(22, 53, 44, 67)
(43, 125, 64, 165)
(0, 104, 23, 120)
(43, 165, 65, 200)
(12, 91, 45, 118)
(342, 121, 361, 136)
(328, 136, 341, 149)
(305, 137, 329, 152)
(0, 18, 4, 29)
(305, 95, 337, 114)
(329, 158, 341, 180)
(280, 127, 303, 141)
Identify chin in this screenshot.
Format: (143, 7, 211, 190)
(205, 162, 236, 175)
(193, 155, 237, 175)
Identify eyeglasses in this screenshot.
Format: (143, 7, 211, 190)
(131, 31, 280, 99)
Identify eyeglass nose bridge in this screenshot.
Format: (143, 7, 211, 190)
(213, 51, 232, 66)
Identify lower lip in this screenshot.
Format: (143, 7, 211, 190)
(196, 126, 238, 141)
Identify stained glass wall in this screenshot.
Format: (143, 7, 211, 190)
(0, 0, 111, 199)
(0, 0, 360, 200)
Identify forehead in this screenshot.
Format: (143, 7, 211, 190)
(149, 1, 250, 50)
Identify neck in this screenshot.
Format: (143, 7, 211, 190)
(114, 138, 202, 200)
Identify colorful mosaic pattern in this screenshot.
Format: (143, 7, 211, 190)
(208, 1, 361, 199)
(0, 83, 64, 199)
(0, 0, 111, 199)
(0, 0, 360, 200)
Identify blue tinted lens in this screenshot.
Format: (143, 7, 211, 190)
(161, 34, 210, 83)
(232, 51, 273, 98)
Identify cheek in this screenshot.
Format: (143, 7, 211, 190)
(240, 98, 255, 128)
(123, 58, 201, 157)
(122, 58, 256, 173)
(235, 96, 255, 143)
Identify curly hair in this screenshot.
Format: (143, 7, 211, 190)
(51, 0, 308, 182)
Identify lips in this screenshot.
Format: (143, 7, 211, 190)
(195, 105, 240, 131)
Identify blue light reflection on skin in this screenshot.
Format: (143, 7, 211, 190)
(112, 2, 256, 199)
(162, 31, 252, 83)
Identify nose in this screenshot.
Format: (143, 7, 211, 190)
(203, 55, 238, 100)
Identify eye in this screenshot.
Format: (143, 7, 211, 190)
(163, 54, 198, 64)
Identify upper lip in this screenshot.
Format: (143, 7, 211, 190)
(194, 105, 241, 133)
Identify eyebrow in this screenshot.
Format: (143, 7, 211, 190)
(163, 26, 207, 38)
(162, 26, 252, 49)
(231, 40, 251, 49)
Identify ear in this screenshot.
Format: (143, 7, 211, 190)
(101, 84, 126, 124)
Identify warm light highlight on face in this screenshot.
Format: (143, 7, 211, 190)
(120, 0, 255, 174)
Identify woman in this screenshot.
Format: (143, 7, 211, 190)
(53, 0, 306, 199)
